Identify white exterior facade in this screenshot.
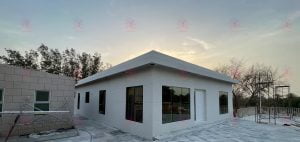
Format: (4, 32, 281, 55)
(75, 51, 235, 139)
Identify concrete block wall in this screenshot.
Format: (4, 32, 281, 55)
(0, 64, 75, 137)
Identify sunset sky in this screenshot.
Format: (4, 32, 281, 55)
(0, 0, 299, 94)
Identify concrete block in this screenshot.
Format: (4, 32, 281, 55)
(22, 76, 31, 83)
(23, 76, 39, 83)
(13, 81, 30, 89)
(3, 96, 13, 103)
(45, 78, 53, 84)
(0, 65, 14, 74)
(67, 85, 75, 91)
(50, 96, 58, 102)
(12, 95, 33, 103)
(45, 84, 58, 90)
(36, 77, 45, 84)
(0, 73, 4, 81)
(29, 83, 45, 90)
(51, 78, 61, 85)
(50, 102, 65, 108)
(57, 79, 65, 85)
(12, 95, 26, 103)
(4, 81, 14, 88)
(5, 88, 22, 96)
(57, 96, 69, 102)
(51, 90, 64, 96)
(61, 75, 72, 81)
(64, 79, 75, 86)
(63, 90, 74, 97)
(39, 77, 52, 84)
(4, 103, 21, 110)
(5, 74, 23, 82)
(48, 73, 59, 79)
(13, 67, 29, 76)
(56, 85, 64, 91)
(21, 89, 35, 96)
(30, 70, 45, 77)
(21, 103, 35, 110)
(57, 85, 74, 91)
(0, 81, 4, 88)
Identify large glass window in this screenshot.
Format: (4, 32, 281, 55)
(0, 89, 3, 117)
(85, 92, 90, 103)
(34, 91, 50, 111)
(219, 92, 228, 114)
(162, 86, 190, 124)
(126, 86, 143, 123)
(99, 90, 106, 114)
(77, 93, 80, 109)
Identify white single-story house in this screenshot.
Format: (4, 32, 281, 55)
(75, 51, 237, 139)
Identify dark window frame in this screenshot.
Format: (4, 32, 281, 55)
(126, 86, 143, 123)
(85, 92, 90, 103)
(34, 90, 50, 111)
(99, 90, 106, 114)
(77, 93, 80, 109)
(162, 86, 191, 124)
(219, 91, 228, 114)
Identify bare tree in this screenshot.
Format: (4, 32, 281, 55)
(242, 64, 279, 107)
(215, 58, 244, 116)
(215, 59, 285, 115)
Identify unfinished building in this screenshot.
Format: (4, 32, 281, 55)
(0, 64, 75, 138)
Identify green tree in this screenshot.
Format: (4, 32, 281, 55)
(62, 48, 79, 77)
(1, 44, 111, 79)
(24, 49, 39, 69)
(38, 44, 52, 72)
(50, 49, 62, 74)
(38, 44, 62, 74)
(90, 53, 102, 75)
(0, 48, 26, 67)
(79, 52, 91, 78)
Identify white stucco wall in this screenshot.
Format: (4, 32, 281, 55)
(151, 66, 233, 137)
(75, 66, 233, 139)
(75, 67, 154, 138)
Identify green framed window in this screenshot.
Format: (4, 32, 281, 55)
(34, 91, 50, 111)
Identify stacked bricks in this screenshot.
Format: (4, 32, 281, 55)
(0, 64, 75, 137)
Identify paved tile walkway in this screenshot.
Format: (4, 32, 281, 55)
(30, 117, 300, 142)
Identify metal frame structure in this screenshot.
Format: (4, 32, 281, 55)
(254, 73, 292, 125)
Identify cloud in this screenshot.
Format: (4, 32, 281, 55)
(66, 36, 76, 40)
(0, 27, 24, 36)
(258, 30, 282, 38)
(258, 10, 300, 39)
(183, 37, 214, 50)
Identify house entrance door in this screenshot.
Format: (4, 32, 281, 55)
(194, 90, 206, 122)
